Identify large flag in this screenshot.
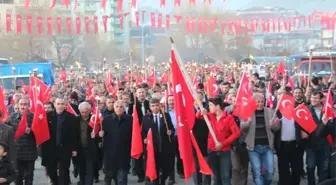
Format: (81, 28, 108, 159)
(323, 88, 334, 120)
(15, 110, 27, 139)
(233, 72, 256, 119)
(171, 49, 195, 180)
(31, 89, 50, 145)
(89, 106, 101, 135)
(131, 105, 143, 159)
(293, 104, 317, 134)
(145, 129, 157, 181)
(278, 94, 294, 119)
(66, 103, 78, 116)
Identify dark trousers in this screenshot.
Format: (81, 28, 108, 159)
(94, 147, 103, 179)
(306, 145, 330, 185)
(134, 155, 145, 179)
(207, 151, 231, 185)
(46, 155, 72, 185)
(276, 141, 302, 185)
(78, 148, 95, 185)
(193, 151, 211, 185)
(152, 152, 169, 185)
(104, 169, 128, 185)
(231, 146, 249, 185)
(168, 137, 184, 181)
(15, 160, 35, 185)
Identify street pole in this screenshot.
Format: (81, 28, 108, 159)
(141, 25, 145, 68)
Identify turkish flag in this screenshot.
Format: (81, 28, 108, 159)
(15, 110, 27, 139)
(27, 15, 32, 33)
(266, 83, 273, 109)
(190, 132, 213, 175)
(94, 16, 98, 33)
(101, 0, 107, 10)
(278, 94, 294, 119)
(160, 0, 165, 7)
(50, 0, 56, 9)
(150, 12, 155, 28)
(25, 0, 30, 8)
(206, 76, 220, 97)
(66, 17, 72, 35)
(16, 15, 22, 34)
(89, 106, 101, 135)
(75, 16, 81, 34)
(171, 49, 196, 180)
(117, 0, 122, 11)
(84, 16, 90, 34)
(157, 13, 162, 28)
(185, 17, 190, 32)
(233, 72, 256, 120)
(135, 11, 139, 27)
(293, 104, 317, 134)
(166, 15, 170, 29)
(118, 14, 124, 29)
(30, 77, 51, 104)
(59, 71, 67, 82)
(174, 0, 180, 7)
(0, 87, 9, 122)
(47, 16, 52, 35)
(131, 0, 136, 8)
(210, 18, 217, 32)
(145, 129, 157, 181)
(131, 105, 143, 159)
(323, 88, 334, 120)
(102, 15, 108, 32)
(66, 103, 78, 116)
(221, 20, 226, 34)
(6, 14, 11, 33)
(31, 91, 50, 145)
(277, 61, 286, 74)
(189, 0, 195, 5)
(37, 16, 42, 35)
(62, 0, 70, 8)
(56, 17, 62, 34)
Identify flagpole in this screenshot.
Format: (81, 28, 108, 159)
(169, 37, 220, 145)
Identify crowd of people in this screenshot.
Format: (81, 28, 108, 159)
(0, 68, 335, 185)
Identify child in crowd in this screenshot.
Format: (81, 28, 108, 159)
(0, 142, 16, 185)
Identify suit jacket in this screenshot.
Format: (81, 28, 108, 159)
(74, 115, 100, 160)
(0, 124, 16, 164)
(129, 99, 150, 125)
(141, 112, 175, 154)
(9, 112, 37, 161)
(41, 110, 78, 166)
(102, 113, 133, 170)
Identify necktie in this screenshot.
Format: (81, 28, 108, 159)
(155, 115, 160, 135)
(141, 103, 145, 115)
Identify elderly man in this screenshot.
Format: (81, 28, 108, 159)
(76, 102, 100, 185)
(241, 93, 281, 185)
(8, 93, 23, 115)
(100, 100, 133, 185)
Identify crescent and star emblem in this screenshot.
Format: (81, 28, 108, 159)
(213, 84, 218, 92)
(242, 97, 248, 106)
(281, 99, 292, 108)
(296, 109, 308, 120)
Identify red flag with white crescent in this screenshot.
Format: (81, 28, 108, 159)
(75, 16, 81, 34)
(6, 14, 11, 33)
(37, 16, 43, 35)
(47, 16, 53, 35)
(278, 94, 294, 119)
(56, 17, 62, 34)
(66, 17, 72, 35)
(16, 15, 22, 34)
(293, 104, 317, 134)
(27, 15, 32, 33)
(85, 16, 90, 34)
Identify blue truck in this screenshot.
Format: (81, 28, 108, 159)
(0, 62, 55, 90)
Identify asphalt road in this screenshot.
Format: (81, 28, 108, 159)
(32, 157, 309, 185)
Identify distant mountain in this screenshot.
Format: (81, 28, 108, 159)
(137, 0, 336, 15)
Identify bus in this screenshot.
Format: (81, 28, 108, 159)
(298, 47, 336, 78)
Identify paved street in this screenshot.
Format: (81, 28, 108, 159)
(32, 158, 308, 185)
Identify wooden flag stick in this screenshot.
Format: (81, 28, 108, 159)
(160, 108, 172, 142)
(169, 37, 220, 146)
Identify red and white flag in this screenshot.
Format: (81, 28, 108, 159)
(293, 103, 317, 134)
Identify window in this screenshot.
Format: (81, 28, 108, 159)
(6, 9, 12, 14)
(0, 0, 14, 4)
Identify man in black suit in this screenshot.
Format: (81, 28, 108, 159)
(129, 87, 150, 182)
(0, 110, 16, 166)
(100, 100, 133, 185)
(41, 97, 78, 185)
(142, 98, 175, 185)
